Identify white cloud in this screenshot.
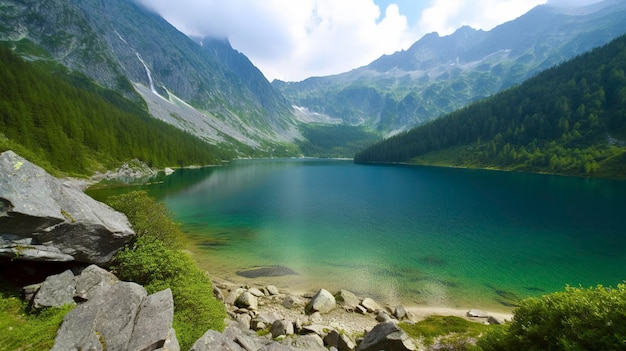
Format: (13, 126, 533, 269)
(135, 0, 607, 82)
(417, 0, 547, 37)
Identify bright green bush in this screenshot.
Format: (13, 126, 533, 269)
(478, 284, 626, 350)
(108, 191, 226, 350)
(106, 191, 184, 248)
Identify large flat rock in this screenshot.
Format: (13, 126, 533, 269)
(0, 151, 134, 264)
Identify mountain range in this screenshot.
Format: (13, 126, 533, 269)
(1, 0, 626, 162)
(273, 0, 626, 135)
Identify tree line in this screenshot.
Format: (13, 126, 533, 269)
(355, 34, 626, 178)
(0, 45, 229, 176)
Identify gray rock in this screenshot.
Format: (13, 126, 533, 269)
(335, 289, 360, 311)
(0, 151, 134, 264)
(360, 298, 382, 313)
(190, 329, 244, 351)
(355, 304, 368, 314)
(394, 305, 408, 320)
(236, 313, 252, 330)
(248, 287, 265, 297)
(357, 322, 416, 351)
(301, 324, 326, 336)
(161, 328, 181, 351)
(32, 270, 76, 309)
(74, 264, 119, 301)
(128, 288, 179, 351)
(324, 330, 356, 351)
(51, 281, 147, 351)
(305, 289, 336, 314)
(236, 291, 259, 310)
(267, 285, 280, 295)
(376, 311, 394, 323)
(271, 319, 295, 338)
(236, 333, 269, 351)
(284, 334, 326, 351)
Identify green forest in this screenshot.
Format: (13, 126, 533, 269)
(0, 45, 229, 176)
(355, 34, 626, 178)
(297, 123, 381, 158)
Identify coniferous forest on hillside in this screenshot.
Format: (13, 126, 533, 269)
(0, 46, 228, 176)
(355, 35, 626, 178)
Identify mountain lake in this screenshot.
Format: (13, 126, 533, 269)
(88, 159, 626, 312)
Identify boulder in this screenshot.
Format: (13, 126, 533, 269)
(393, 305, 408, 320)
(51, 279, 179, 351)
(284, 334, 326, 351)
(360, 298, 382, 313)
(357, 322, 416, 351)
(324, 330, 356, 351)
(74, 264, 119, 301)
(0, 151, 134, 264)
(248, 287, 265, 297)
(190, 329, 244, 351)
(335, 289, 360, 311)
(305, 289, 336, 314)
(375, 311, 394, 323)
(128, 288, 177, 351)
(32, 270, 76, 309)
(270, 319, 295, 338)
(266, 285, 280, 295)
(236, 291, 259, 310)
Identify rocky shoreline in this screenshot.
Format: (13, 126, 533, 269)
(19, 264, 509, 351)
(206, 276, 510, 351)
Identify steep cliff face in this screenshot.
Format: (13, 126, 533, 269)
(0, 0, 132, 97)
(0, 0, 299, 152)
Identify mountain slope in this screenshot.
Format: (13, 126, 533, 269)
(0, 0, 299, 155)
(274, 0, 626, 135)
(354, 34, 626, 179)
(0, 46, 226, 176)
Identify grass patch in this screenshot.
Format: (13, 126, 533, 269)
(400, 315, 494, 348)
(0, 280, 73, 351)
(106, 191, 226, 350)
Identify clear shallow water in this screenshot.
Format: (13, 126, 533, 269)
(90, 159, 626, 311)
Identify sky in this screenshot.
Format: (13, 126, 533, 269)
(133, 0, 603, 82)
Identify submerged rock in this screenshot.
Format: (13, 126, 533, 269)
(0, 151, 134, 264)
(236, 265, 298, 278)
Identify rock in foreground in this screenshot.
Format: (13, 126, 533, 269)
(0, 150, 134, 264)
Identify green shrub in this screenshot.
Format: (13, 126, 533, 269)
(0, 287, 74, 351)
(106, 190, 184, 248)
(400, 315, 491, 349)
(478, 284, 626, 350)
(108, 191, 226, 350)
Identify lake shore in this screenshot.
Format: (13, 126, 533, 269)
(209, 272, 514, 340)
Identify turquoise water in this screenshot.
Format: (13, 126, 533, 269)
(91, 159, 626, 311)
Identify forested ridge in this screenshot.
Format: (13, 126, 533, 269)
(355, 34, 626, 178)
(0, 46, 228, 176)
